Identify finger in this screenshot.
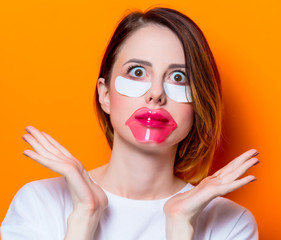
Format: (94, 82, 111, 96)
(25, 126, 64, 157)
(41, 131, 74, 158)
(220, 175, 256, 195)
(230, 149, 259, 169)
(23, 149, 65, 174)
(224, 157, 259, 183)
(22, 134, 60, 161)
(213, 149, 259, 178)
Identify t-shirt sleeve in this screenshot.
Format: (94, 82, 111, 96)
(226, 209, 258, 240)
(1, 183, 52, 240)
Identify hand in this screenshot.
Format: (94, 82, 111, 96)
(164, 149, 259, 224)
(22, 125, 108, 215)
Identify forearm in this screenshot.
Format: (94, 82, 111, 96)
(64, 207, 102, 240)
(165, 216, 194, 240)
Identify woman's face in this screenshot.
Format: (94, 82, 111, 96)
(100, 24, 194, 151)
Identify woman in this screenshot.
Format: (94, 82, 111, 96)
(1, 7, 259, 240)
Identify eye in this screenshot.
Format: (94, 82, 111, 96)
(170, 71, 186, 83)
(127, 65, 146, 78)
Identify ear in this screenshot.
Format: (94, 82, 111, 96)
(97, 77, 110, 114)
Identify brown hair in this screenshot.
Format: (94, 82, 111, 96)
(94, 7, 223, 184)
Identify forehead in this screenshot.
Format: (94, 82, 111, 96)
(116, 24, 185, 65)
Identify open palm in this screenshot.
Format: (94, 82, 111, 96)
(22, 125, 108, 213)
(164, 149, 259, 224)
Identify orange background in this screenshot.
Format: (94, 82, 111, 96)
(0, 0, 280, 239)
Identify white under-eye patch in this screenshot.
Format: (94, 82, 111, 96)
(163, 82, 192, 102)
(115, 76, 151, 97)
(114, 76, 192, 102)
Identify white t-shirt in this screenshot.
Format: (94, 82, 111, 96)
(1, 177, 258, 239)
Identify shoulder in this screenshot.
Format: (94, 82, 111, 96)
(185, 184, 258, 239)
(26, 176, 70, 197)
(195, 196, 258, 239)
(13, 176, 71, 205)
(3, 176, 72, 219)
(1, 177, 72, 239)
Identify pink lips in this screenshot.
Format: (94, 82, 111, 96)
(125, 107, 177, 143)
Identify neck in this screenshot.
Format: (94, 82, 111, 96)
(95, 133, 186, 200)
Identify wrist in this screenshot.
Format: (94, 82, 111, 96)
(65, 209, 102, 240)
(73, 201, 103, 217)
(165, 215, 194, 240)
(69, 206, 102, 223)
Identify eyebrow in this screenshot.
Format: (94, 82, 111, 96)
(123, 58, 186, 69)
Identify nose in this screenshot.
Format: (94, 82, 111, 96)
(145, 79, 167, 105)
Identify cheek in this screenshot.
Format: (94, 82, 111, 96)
(110, 92, 125, 123)
(109, 90, 137, 128)
(177, 105, 195, 132)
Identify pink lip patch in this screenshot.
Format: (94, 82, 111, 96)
(125, 107, 177, 143)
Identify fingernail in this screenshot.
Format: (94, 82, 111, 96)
(250, 178, 257, 182)
(252, 151, 259, 157)
(253, 161, 260, 166)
